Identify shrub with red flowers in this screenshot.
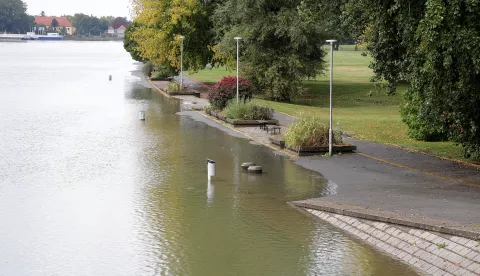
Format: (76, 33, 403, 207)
(207, 76, 255, 109)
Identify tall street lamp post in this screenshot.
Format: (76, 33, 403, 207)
(326, 39, 337, 156)
(234, 37, 242, 103)
(180, 35, 185, 89)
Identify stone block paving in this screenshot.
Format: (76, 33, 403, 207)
(306, 209, 480, 276)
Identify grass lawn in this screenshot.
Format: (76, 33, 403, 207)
(189, 46, 467, 161)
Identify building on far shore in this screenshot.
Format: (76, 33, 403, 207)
(34, 16, 75, 35)
(106, 25, 126, 38)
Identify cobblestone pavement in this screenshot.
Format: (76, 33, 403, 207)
(306, 209, 480, 276)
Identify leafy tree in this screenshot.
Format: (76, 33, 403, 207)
(99, 16, 114, 31)
(72, 13, 109, 36)
(51, 18, 59, 28)
(60, 26, 67, 35)
(124, 22, 144, 62)
(346, 0, 480, 158)
(0, 0, 33, 33)
(128, 0, 216, 71)
(213, 0, 327, 101)
(111, 17, 128, 29)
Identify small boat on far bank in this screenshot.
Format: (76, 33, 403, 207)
(21, 33, 63, 41)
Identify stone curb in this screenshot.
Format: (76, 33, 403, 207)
(290, 199, 480, 241)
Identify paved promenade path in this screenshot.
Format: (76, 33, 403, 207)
(270, 111, 480, 224)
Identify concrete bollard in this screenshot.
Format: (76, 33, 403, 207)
(139, 111, 146, 121)
(247, 166, 263, 174)
(241, 162, 256, 170)
(208, 159, 216, 180)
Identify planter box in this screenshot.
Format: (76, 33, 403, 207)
(226, 118, 279, 126)
(150, 77, 170, 81)
(286, 145, 357, 156)
(206, 110, 278, 126)
(167, 90, 201, 97)
(268, 137, 285, 149)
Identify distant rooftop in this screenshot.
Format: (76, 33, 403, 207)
(34, 16, 72, 27)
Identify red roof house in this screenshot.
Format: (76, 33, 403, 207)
(34, 16, 75, 35)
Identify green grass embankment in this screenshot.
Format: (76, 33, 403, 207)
(190, 45, 466, 161)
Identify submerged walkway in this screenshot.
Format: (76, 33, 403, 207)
(151, 75, 480, 223)
(150, 75, 480, 225)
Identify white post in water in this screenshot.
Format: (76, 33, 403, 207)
(326, 40, 337, 156)
(234, 37, 242, 104)
(207, 159, 216, 181)
(180, 35, 185, 90)
(139, 111, 146, 121)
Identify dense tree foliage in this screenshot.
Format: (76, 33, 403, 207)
(212, 0, 327, 101)
(71, 13, 108, 36)
(0, 0, 33, 33)
(344, 0, 480, 157)
(129, 0, 217, 71)
(124, 22, 144, 62)
(51, 18, 59, 28)
(111, 17, 128, 29)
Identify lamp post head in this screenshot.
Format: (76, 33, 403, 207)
(234, 37, 242, 40)
(179, 35, 185, 39)
(326, 39, 337, 44)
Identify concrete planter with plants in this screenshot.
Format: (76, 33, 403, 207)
(206, 109, 278, 126)
(286, 145, 357, 156)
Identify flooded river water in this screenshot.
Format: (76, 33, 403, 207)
(0, 41, 417, 275)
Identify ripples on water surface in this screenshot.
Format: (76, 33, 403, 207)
(0, 42, 417, 275)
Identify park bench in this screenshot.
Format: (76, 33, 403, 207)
(257, 120, 268, 130)
(268, 126, 281, 135)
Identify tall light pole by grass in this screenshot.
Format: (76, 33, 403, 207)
(234, 37, 242, 103)
(326, 39, 337, 156)
(180, 35, 185, 90)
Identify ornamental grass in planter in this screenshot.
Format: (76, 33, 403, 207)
(285, 114, 343, 148)
(224, 101, 274, 120)
(167, 82, 181, 92)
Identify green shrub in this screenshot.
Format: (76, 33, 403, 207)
(225, 101, 273, 120)
(151, 62, 175, 80)
(285, 114, 343, 148)
(207, 77, 255, 109)
(167, 82, 181, 92)
(143, 61, 154, 78)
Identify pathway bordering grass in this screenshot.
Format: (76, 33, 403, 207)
(189, 49, 469, 163)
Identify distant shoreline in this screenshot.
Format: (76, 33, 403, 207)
(63, 36, 123, 42)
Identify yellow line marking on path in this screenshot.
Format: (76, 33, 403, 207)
(358, 153, 480, 188)
(195, 111, 298, 159)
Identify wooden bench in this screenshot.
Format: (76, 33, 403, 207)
(257, 120, 268, 130)
(269, 126, 281, 135)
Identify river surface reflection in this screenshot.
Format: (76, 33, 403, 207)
(0, 41, 417, 275)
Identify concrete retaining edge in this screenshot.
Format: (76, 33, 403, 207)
(290, 200, 480, 240)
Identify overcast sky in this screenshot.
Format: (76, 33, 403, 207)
(25, 0, 131, 18)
